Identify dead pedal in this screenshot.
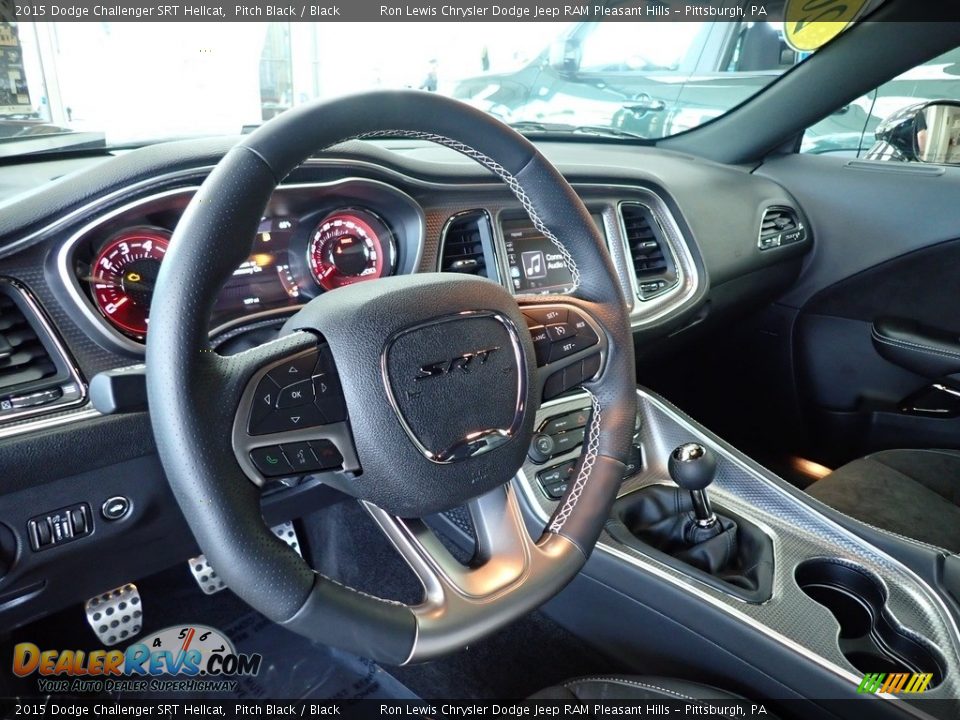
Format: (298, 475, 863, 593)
(188, 521, 302, 595)
(84, 583, 143, 646)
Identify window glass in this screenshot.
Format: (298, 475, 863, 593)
(803, 47, 960, 159)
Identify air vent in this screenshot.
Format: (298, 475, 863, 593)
(758, 206, 806, 250)
(439, 210, 497, 280)
(0, 279, 84, 422)
(621, 203, 678, 300)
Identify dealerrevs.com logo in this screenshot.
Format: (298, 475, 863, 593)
(12, 625, 262, 694)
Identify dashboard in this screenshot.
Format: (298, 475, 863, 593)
(0, 137, 812, 632)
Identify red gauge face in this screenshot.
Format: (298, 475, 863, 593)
(307, 210, 394, 291)
(91, 228, 170, 339)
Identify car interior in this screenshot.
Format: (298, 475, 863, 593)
(4, 2, 960, 717)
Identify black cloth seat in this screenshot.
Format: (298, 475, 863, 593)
(807, 448, 960, 553)
(529, 675, 749, 702)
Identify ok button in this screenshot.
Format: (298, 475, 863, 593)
(276, 379, 314, 409)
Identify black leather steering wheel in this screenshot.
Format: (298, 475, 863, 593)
(146, 90, 636, 665)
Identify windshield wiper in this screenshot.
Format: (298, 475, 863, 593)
(507, 120, 646, 140)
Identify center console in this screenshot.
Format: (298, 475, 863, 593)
(511, 388, 960, 714)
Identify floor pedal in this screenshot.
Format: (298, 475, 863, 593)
(84, 583, 143, 646)
(188, 521, 302, 595)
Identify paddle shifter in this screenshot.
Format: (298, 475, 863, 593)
(668, 443, 718, 528)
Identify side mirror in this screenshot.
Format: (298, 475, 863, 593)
(871, 100, 960, 165)
(548, 38, 581, 74)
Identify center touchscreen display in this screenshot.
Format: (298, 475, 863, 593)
(503, 215, 603, 294)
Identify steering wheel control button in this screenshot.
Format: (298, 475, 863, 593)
(528, 432, 556, 464)
(546, 322, 574, 342)
(28, 503, 93, 550)
(251, 404, 325, 435)
(570, 314, 599, 346)
(276, 379, 314, 409)
(537, 460, 576, 500)
(312, 373, 340, 398)
(250, 446, 294, 477)
(542, 408, 590, 435)
(248, 375, 282, 432)
(280, 442, 323, 473)
(528, 326, 551, 366)
(101, 496, 130, 522)
(266, 351, 319, 387)
(523, 307, 567, 326)
(582, 353, 602, 381)
(552, 427, 586, 454)
(310, 440, 344, 470)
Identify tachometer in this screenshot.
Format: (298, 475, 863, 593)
(91, 227, 170, 339)
(306, 209, 396, 291)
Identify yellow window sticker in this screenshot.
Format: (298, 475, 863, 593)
(783, 0, 876, 52)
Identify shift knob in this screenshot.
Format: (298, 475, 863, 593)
(668, 443, 718, 527)
(668, 443, 717, 490)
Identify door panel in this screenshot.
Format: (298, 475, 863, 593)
(757, 154, 960, 463)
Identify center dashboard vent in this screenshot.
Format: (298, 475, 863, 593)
(0, 279, 84, 422)
(620, 203, 678, 300)
(758, 206, 806, 250)
(438, 210, 497, 280)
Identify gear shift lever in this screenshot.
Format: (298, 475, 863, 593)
(668, 443, 718, 528)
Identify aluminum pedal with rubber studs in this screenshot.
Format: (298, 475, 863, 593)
(85, 583, 143, 646)
(188, 521, 302, 595)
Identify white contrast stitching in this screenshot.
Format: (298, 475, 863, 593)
(562, 677, 697, 701)
(352, 130, 581, 290)
(872, 329, 960, 361)
(549, 391, 601, 533)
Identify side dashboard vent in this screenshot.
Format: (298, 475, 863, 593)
(758, 206, 806, 250)
(439, 211, 497, 280)
(621, 203, 678, 300)
(0, 279, 84, 421)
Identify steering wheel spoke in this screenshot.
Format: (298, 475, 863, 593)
(518, 299, 608, 401)
(363, 484, 584, 661)
(225, 332, 360, 487)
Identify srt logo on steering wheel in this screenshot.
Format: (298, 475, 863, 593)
(415, 347, 500, 381)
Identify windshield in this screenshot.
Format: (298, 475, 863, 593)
(4, 1, 825, 155)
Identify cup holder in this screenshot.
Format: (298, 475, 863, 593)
(795, 559, 946, 687)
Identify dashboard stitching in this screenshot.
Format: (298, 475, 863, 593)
(548, 390, 600, 533)
(352, 130, 582, 290)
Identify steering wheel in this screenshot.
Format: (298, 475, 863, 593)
(146, 90, 636, 665)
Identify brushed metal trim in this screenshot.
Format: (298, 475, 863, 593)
(511, 388, 960, 706)
(615, 196, 700, 328)
(363, 483, 585, 664)
(437, 208, 501, 283)
(0, 277, 88, 424)
(757, 205, 806, 251)
(0, 406, 100, 440)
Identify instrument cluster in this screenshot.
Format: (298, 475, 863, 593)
(63, 180, 421, 349)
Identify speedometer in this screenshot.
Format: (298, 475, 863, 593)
(306, 209, 396, 291)
(91, 227, 170, 340)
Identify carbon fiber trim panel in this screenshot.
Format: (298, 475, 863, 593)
(514, 388, 960, 699)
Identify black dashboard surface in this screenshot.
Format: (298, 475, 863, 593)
(0, 136, 811, 630)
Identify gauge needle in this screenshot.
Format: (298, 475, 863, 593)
(113, 297, 129, 308)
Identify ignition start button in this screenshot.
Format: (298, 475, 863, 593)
(101, 496, 131, 521)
